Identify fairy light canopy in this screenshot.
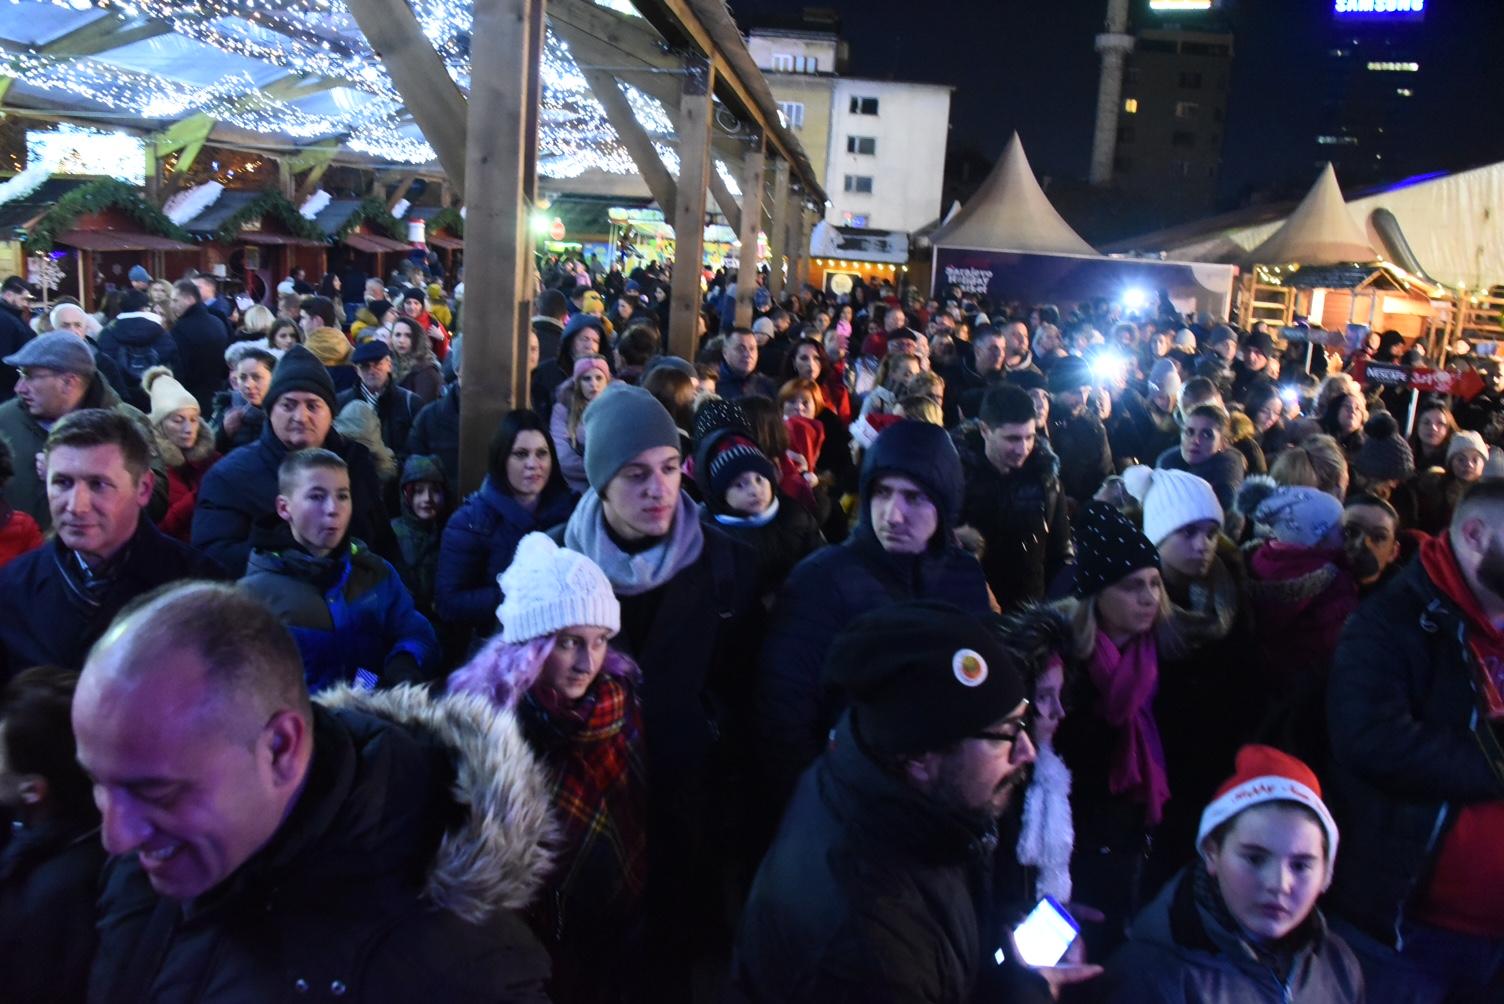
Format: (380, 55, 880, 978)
(0, 0, 811, 198)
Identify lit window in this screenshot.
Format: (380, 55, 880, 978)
(1124, 98, 1139, 114)
(1396, 87, 1413, 96)
(771, 53, 793, 72)
(1366, 61, 1419, 72)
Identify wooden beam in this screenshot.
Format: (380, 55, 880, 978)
(668, 55, 714, 361)
(766, 159, 790, 300)
(344, 0, 469, 188)
(575, 63, 678, 212)
(706, 160, 741, 235)
(43, 13, 175, 59)
(458, 0, 544, 495)
(733, 136, 765, 328)
(386, 175, 419, 212)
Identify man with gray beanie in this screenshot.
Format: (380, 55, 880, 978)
(736, 600, 1096, 1002)
(552, 382, 761, 996)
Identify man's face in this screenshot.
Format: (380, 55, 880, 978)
(570, 328, 601, 358)
(920, 702, 1036, 818)
(297, 310, 320, 337)
(356, 356, 392, 394)
(528, 331, 540, 373)
(869, 474, 939, 555)
(402, 298, 424, 319)
(73, 651, 295, 900)
(14, 366, 83, 421)
(825, 327, 849, 359)
(268, 391, 331, 450)
(1, 288, 29, 310)
(193, 279, 215, 304)
(409, 482, 444, 521)
(981, 420, 1036, 474)
(365, 280, 385, 301)
(232, 360, 271, 407)
(54, 309, 88, 337)
(171, 289, 195, 317)
(1002, 322, 1029, 359)
(1344, 505, 1400, 586)
(47, 444, 151, 564)
(724, 334, 757, 375)
(1211, 340, 1237, 366)
(602, 446, 682, 540)
(276, 466, 352, 556)
(884, 309, 905, 332)
(1055, 387, 1089, 416)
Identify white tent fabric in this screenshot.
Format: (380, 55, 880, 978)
(1242, 164, 1379, 267)
(929, 133, 1097, 255)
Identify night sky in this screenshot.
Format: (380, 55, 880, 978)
(731, 0, 1504, 213)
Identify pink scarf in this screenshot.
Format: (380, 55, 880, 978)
(1088, 630, 1171, 826)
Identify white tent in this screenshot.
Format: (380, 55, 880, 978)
(1242, 164, 1379, 267)
(929, 133, 1098, 255)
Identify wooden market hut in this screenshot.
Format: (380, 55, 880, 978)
(310, 197, 414, 290)
(183, 190, 330, 306)
(407, 206, 465, 276)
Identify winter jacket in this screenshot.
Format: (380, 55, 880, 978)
(435, 477, 577, 632)
(96, 312, 178, 383)
(718, 362, 777, 401)
(954, 427, 1072, 611)
(154, 417, 220, 542)
(702, 493, 825, 601)
(1325, 556, 1504, 947)
(397, 359, 444, 406)
(209, 389, 264, 453)
(241, 538, 439, 692)
(0, 817, 105, 1004)
(169, 302, 228, 412)
(87, 686, 554, 1004)
(1050, 408, 1114, 504)
(549, 383, 590, 494)
(1104, 867, 1363, 1004)
(0, 516, 223, 680)
(759, 424, 990, 804)
(1156, 443, 1249, 514)
(336, 380, 422, 455)
(389, 455, 447, 616)
(1245, 543, 1358, 677)
(0, 299, 30, 401)
(191, 421, 392, 575)
(0, 505, 42, 567)
(734, 713, 1053, 1004)
(406, 389, 460, 499)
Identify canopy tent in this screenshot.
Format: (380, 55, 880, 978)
(929, 134, 1097, 256)
(1242, 164, 1379, 267)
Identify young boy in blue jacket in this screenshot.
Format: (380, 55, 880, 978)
(240, 448, 439, 690)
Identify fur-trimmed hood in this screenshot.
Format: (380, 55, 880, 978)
(315, 683, 558, 922)
(1000, 601, 1075, 681)
(153, 417, 217, 469)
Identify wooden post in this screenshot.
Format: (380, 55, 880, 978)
(766, 160, 789, 301)
(733, 135, 765, 329)
(458, 0, 544, 496)
(668, 54, 714, 361)
(784, 188, 805, 299)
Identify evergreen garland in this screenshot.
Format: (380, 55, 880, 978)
(428, 206, 464, 238)
(212, 189, 328, 244)
(333, 196, 403, 239)
(25, 179, 192, 252)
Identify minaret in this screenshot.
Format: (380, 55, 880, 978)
(1089, 0, 1134, 185)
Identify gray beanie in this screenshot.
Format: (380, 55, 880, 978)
(582, 383, 681, 492)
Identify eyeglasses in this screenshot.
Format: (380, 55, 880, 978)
(973, 708, 1032, 745)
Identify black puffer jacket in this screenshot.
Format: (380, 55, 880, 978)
(1049, 408, 1114, 504)
(88, 686, 554, 1004)
(1325, 556, 1504, 947)
(734, 713, 1053, 1004)
(0, 818, 104, 1004)
(169, 302, 228, 412)
(954, 426, 1072, 611)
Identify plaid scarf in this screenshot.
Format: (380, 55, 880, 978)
(522, 675, 647, 948)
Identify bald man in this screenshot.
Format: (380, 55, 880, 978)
(76, 582, 553, 1002)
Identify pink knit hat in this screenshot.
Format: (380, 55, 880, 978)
(573, 355, 610, 381)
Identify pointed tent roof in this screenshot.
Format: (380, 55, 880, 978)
(1244, 164, 1380, 267)
(929, 134, 1097, 255)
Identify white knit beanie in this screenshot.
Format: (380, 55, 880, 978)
(141, 365, 199, 427)
(497, 532, 620, 643)
(1448, 430, 1488, 464)
(1122, 465, 1223, 546)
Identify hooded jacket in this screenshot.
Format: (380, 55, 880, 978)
(88, 686, 556, 1004)
(389, 454, 446, 613)
(758, 422, 990, 804)
(97, 312, 179, 382)
(405, 389, 460, 499)
(154, 416, 220, 543)
(1156, 442, 1249, 515)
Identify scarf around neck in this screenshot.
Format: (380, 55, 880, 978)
(564, 489, 705, 596)
(1089, 629, 1171, 826)
(1016, 743, 1074, 903)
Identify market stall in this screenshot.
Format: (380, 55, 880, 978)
(181, 189, 329, 305)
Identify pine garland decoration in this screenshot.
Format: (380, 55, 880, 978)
(429, 206, 464, 238)
(332, 196, 403, 240)
(212, 189, 327, 244)
(25, 179, 192, 252)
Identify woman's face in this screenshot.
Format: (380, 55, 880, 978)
(1096, 567, 1163, 641)
(272, 327, 297, 350)
(538, 626, 612, 703)
(1157, 519, 1220, 580)
(163, 409, 199, 450)
(1205, 804, 1327, 946)
(782, 392, 816, 420)
(1151, 332, 1172, 357)
(403, 298, 424, 319)
(887, 357, 920, 390)
(1254, 397, 1283, 433)
(1418, 409, 1449, 448)
(1181, 415, 1225, 465)
(390, 327, 414, 355)
(1452, 449, 1486, 483)
(1336, 396, 1362, 434)
(1032, 659, 1065, 748)
(793, 344, 822, 381)
(506, 430, 552, 499)
(578, 369, 608, 402)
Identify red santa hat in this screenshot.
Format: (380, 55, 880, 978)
(1197, 745, 1339, 886)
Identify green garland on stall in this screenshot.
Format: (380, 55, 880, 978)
(333, 196, 403, 239)
(25, 179, 192, 253)
(213, 190, 328, 244)
(428, 206, 464, 238)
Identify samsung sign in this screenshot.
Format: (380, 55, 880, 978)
(1334, 0, 1425, 20)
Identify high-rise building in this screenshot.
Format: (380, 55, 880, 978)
(1317, 0, 1427, 186)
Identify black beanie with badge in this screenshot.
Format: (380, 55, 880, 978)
(264, 343, 338, 414)
(825, 600, 1026, 755)
(1072, 500, 1161, 597)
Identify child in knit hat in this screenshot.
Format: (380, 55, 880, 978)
(447, 532, 646, 1002)
(1415, 429, 1488, 534)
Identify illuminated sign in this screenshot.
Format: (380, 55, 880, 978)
(1367, 61, 1420, 71)
(1334, 0, 1425, 20)
(1149, 0, 1214, 9)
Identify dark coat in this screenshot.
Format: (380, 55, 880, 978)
(96, 313, 179, 382)
(1324, 557, 1504, 947)
(1156, 443, 1248, 514)
(0, 299, 30, 401)
(190, 421, 391, 575)
(169, 302, 228, 412)
(0, 517, 223, 680)
(1049, 408, 1114, 504)
(734, 714, 1053, 1004)
(701, 493, 825, 600)
(0, 819, 105, 1004)
(336, 380, 422, 454)
(954, 427, 1072, 611)
(434, 477, 576, 630)
(717, 362, 777, 401)
(87, 690, 554, 1004)
(405, 389, 460, 498)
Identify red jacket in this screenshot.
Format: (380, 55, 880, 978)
(0, 507, 41, 567)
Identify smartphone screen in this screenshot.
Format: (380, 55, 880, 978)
(1006, 897, 1080, 969)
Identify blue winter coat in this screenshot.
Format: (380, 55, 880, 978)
(96, 312, 179, 382)
(434, 477, 577, 630)
(240, 539, 439, 692)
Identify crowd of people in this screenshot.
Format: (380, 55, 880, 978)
(1, 251, 1503, 1003)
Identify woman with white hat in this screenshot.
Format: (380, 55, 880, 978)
(141, 365, 219, 541)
